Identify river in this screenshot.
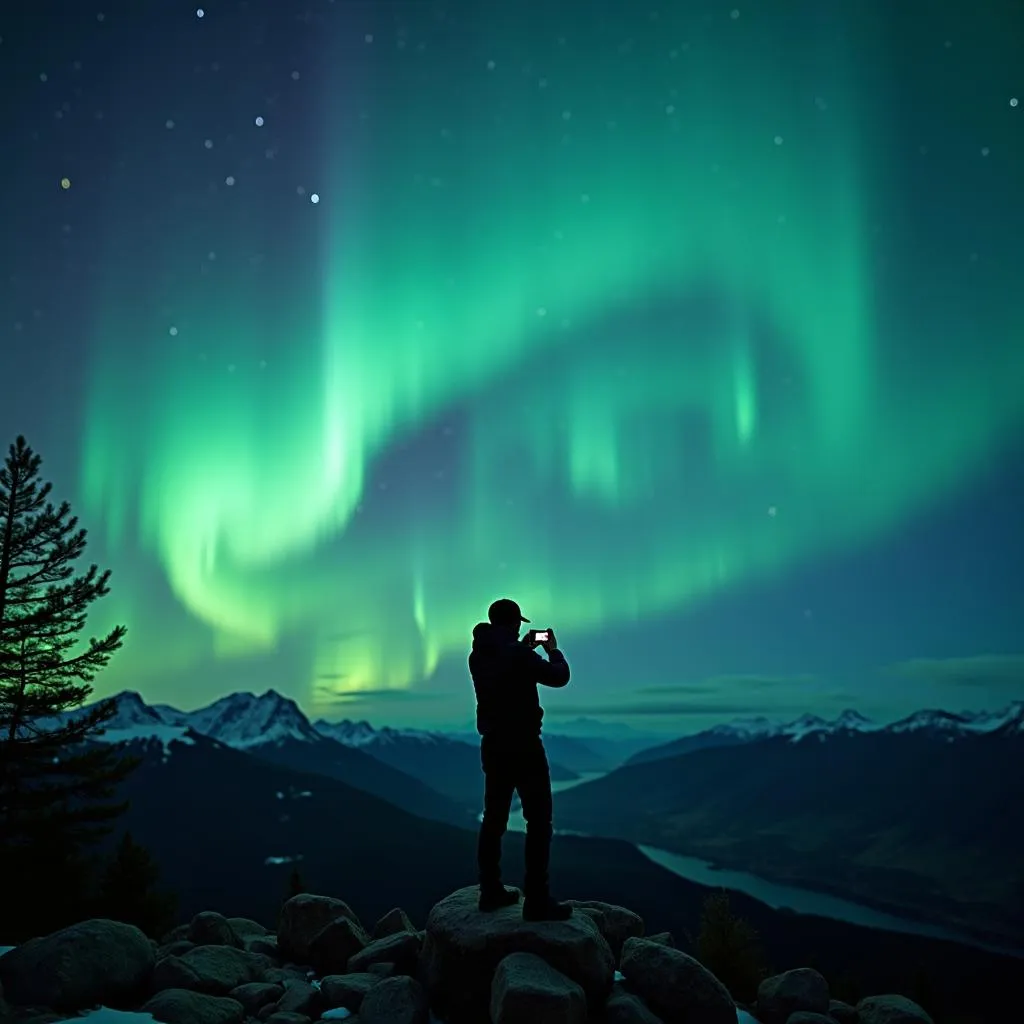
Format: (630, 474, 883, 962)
(499, 771, 1023, 959)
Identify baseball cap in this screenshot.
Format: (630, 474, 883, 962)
(488, 598, 530, 625)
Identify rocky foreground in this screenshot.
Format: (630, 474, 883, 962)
(0, 886, 935, 1024)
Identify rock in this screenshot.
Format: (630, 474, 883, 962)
(190, 912, 244, 948)
(228, 918, 270, 939)
(246, 936, 280, 959)
(619, 936, 734, 1024)
(265, 1013, 312, 1024)
(786, 1015, 834, 1024)
(276, 979, 322, 1018)
(566, 901, 644, 963)
(421, 886, 614, 1024)
(359, 976, 428, 1024)
(278, 895, 364, 963)
(828, 1000, 859, 1024)
(372, 908, 416, 940)
(321, 973, 381, 1012)
(490, 951, 587, 1024)
(140, 988, 246, 1024)
(605, 981, 664, 1024)
(347, 932, 421, 977)
(258, 1004, 280, 1021)
(308, 917, 368, 976)
(0, 919, 155, 1013)
(264, 967, 309, 986)
(227, 981, 284, 1014)
(366, 963, 395, 979)
(856, 995, 934, 1024)
(161, 940, 197, 957)
(757, 969, 830, 1024)
(645, 933, 673, 948)
(152, 946, 272, 996)
(162, 924, 191, 945)
(9, 1010, 65, 1024)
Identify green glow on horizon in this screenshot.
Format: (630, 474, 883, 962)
(78, 4, 1024, 715)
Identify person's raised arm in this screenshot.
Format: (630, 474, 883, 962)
(523, 628, 569, 688)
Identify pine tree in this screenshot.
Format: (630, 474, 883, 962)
(95, 830, 178, 938)
(695, 890, 768, 1005)
(0, 435, 138, 939)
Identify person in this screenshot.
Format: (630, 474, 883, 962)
(468, 597, 573, 921)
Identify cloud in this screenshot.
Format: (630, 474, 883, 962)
(634, 672, 817, 696)
(884, 654, 1024, 688)
(315, 686, 450, 706)
(546, 700, 819, 717)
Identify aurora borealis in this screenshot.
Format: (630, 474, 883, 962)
(1, 1, 1022, 730)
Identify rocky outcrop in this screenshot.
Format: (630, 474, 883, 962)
(0, 889, 940, 1024)
(421, 885, 615, 1024)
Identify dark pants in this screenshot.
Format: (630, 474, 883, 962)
(477, 732, 553, 901)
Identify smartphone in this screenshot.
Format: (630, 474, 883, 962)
(534, 630, 549, 642)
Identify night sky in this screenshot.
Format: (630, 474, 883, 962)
(1, 1, 1022, 733)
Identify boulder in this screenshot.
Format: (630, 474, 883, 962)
(348, 931, 421, 977)
(321, 973, 381, 1012)
(0, 919, 154, 1012)
(756, 969, 830, 1023)
(619, 936, 734, 1024)
(360, 975, 429, 1024)
(246, 935, 281, 959)
(372, 908, 416, 940)
(227, 917, 270, 939)
(367, 962, 396, 979)
(490, 951, 587, 1024)
(645, 933, 674, 948)
(786, 1015, 834, 1024)
(308, 917, 369, 976)
(278, 895, 364, 963)
(161, 940, 196, 958)
(162, 924, 191, 945)
(567, 901, 644, 963)
(421, 886, 614, 1024)
(856, 994, 934, 1024)
(227, 981, 284, 1014)
(189, 912, 244, 948)
(828, 999, 859, 1024)
(151, 945, 272, 996)
(605, 981, 664, 1024)
(265, 1012, 314, 1024)
(276, 979, 323, 1018)
(140, 988, 246, 1024)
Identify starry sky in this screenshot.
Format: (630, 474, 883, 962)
(1, 1, 1022, 734)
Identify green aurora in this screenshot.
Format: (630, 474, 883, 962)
(76, 3, 1024, 718)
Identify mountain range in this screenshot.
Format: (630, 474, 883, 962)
(623, 702, 1024, 765)
(554, 703, 1024, 949)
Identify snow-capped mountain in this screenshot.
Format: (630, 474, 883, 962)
(184, 690, 323, 748)
(313, 718, 455, 748)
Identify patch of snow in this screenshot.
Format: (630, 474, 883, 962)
(0, 945, 14, 957)
(264, 854, 304, 865)
(184, 689, 322, 748)
(613, 970, 624, 981)
(736, 1011, 760, 1024)
(321, 1009, 352, 1020)
(75, 1009, 158, 1023)
(102, 725, 195, 754)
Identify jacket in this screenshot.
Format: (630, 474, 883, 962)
(468, 621, 571, 738)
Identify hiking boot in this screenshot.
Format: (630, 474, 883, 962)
(522, 896, 573, 921)
(478, 885, 520, 912)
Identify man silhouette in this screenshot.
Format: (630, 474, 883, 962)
(469, 597, 573, 920)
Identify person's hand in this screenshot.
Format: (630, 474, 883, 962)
(523, 628, 539, 648)
(541, 628, 558, 653)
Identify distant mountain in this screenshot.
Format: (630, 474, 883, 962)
(624, 703, 1024, 766)
(70, 691, 473, 828)
(313, 718, 578, 804)
(556, 724, 1024, 948)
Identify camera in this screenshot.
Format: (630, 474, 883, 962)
(534, 630, 550, 643)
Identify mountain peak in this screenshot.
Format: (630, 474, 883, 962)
(186, 689, 322, 748)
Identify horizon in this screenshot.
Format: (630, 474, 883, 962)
(1, 1, 1022, 733)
